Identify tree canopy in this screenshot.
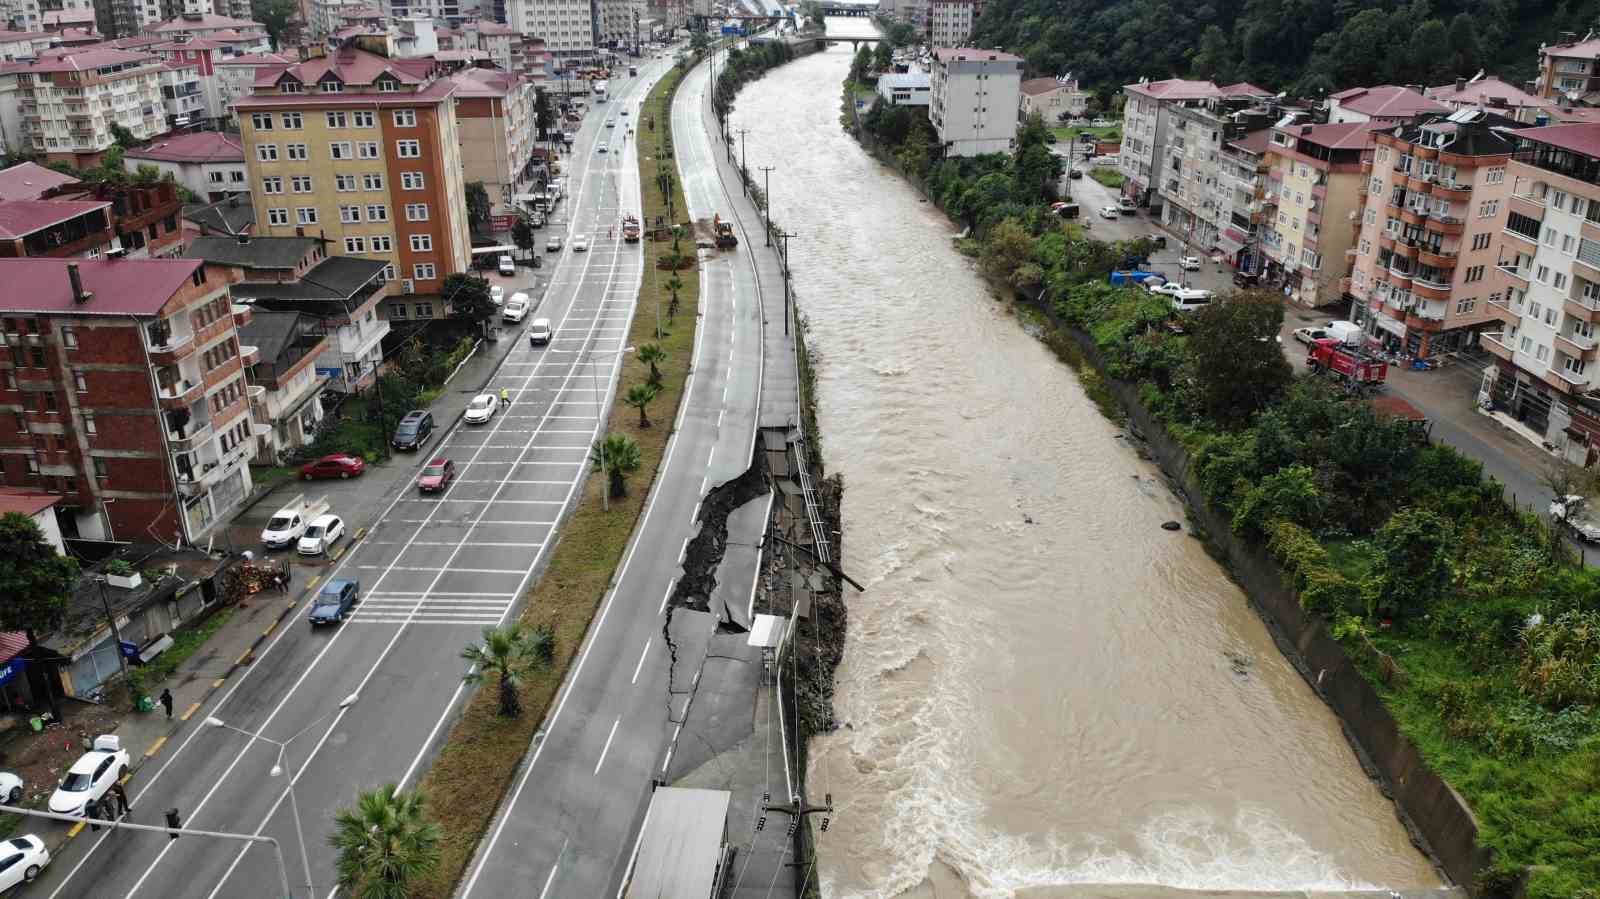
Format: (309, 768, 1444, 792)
(0, 513, 78, 641)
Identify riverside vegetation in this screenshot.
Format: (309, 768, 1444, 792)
(850, 80, 1600, 899)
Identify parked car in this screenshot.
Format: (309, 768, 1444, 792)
(297, 513, 345, 555)
(0, 835, 49, 889)
(299, 453, 365, 481)
(573, 234, 590, 252)
(47, 736, 128, 816)
(1293, 326, 1334, 345)
(528, 318, 553, 346)
(502, 294, 531, 322)
(1169, 288, 1215, 312)
(489, 284, 505, 306)
(546, 235, 564, 252)
(1068, 168, 1083, 179)
(309, 578, 359, 625)
(1178, 256, 1203, 271)
(0, 771, 22, 804)
(417, 458, 455, 493)
(464, 393, 500, 424)
(1233, 270, 1261, 288)
(497, 255, 516, 276)
(1147, 281, 1186, 297)
(260, 505, 309, 549)
(391, 410, 435, 451)
(1098, 206, 1119, 219)
(1118, 198, 1137, 213)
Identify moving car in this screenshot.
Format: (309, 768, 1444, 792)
(297, 513, 345, 555)
(497, 255, 516, 276)
(0, 771, 22, 804)
(546, 235, 564, 252)
(309, 578, 359, 625)
(489, 284, 505, 306)
(573, 234, 590, 252)
(464, 393, 500, 424)
(48, 736, 128, 816)
(391, 410, 434, 451)
(528, 318, 553, 346)
(1147, 281, 1186, 297)
(1098, 206, 1119, 219)
(0, 835, 50, 889)
(502, 294, 530, 322)
(1178, 256, 1203, 271)
(417, 458, 455, 493)
(298, 453, 365, 481)
(1292, 326, 1334, 345)
(606, 118, 617, 128)
(598, 144, 608, 154)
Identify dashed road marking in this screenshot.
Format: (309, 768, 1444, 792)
(145, 736, 168, 758)
(180, 702, 201, 722)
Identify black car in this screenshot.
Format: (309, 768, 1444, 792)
(391, 410, 434, 451)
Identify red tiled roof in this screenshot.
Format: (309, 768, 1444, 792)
(0, 199, 112, 239)
(150, 37, 224, 51)
(1426, 76, 1545, 108)
(1542, 37, 1600, 59)
(251, 46, 435, 89)
(449, 67, 520, 97)
(1328, 84, 1446, 118)
(0, 488, 60, 517)
(1226, 127, 1273, 155)
(1514, 123, 1600, 158)
(0, 29, 49, 42)
(0, 257, 205, 316)
(0, 47, 157, 74)
(150, 13, 264, 32)
(931, 47, 1022, 63)
(1020, 77, 1066, 96)
(125, 131, 244, 164)
(234, 78, 456, 108)
(216, 51, 291, 66)
(1277, 120, 1382, 151)
(474, 21, 515, 35)
(1219, 81, 1272, 98)
(205, 29, 268, 42)
(1125, 77, 1219, 100)
(0, 163, 79, 202)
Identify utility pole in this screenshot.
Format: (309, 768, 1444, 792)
(735, 127, 751, 193)
(759, 164, 775, 246)
(93, 576, 130, 683)
(775, 229, 796, 335)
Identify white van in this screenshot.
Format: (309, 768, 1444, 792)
(1325, 320, 1363, 345)
(1169, 288, 1214, 312)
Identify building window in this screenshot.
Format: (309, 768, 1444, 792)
(357, 141, 379, 159)
(345, 237, 367, 253)
(287, 143, 308, 160)
(405, 203, 429, 221)
(268, 208, 289, 226)
(413, 263, 436, 280)
(340, 205, 362, 223)
(401, 171, 425, 190)
(326, 111, 347, 128)
(321, 79, 344, 93)
(282, 111, 302, 128)
(1359, 238, 1370, 255)
(353, 110, 374, 127)
(371, 235, 393, 252)
(25, 458, 37, 475)
(1537, 344, 1550, 362)
(250, 112, 273, 130)
(93, 458, 108, 479)
(382, 263, 396, 280)
(40, 392, 55, 413)
(291, 175, 312, 193)
(415, 302, 433, 316)
(336, 174, 356, 191)
(330, 141, 352, 160)
(1471, 232, 1490, 251)
(61, 327, 76, 348)
(261, 176, 283, 194)
(363, 173, 383, 190)
(83, 413, 95, 434)
(409, 234, 432, 251)
(1556, 272, 1569, 290)
(1536, 264, 1551, 284)
(396, 139, 421, 158)
(73, 372, 86, 392)
(281, 80, 303, 93)
(1464, 265, 1485, 282)
(1478, 199, 1499, 218)
(1485, 166, 1505, 184)
(296, 207, 318, 225)
(393, 109, 417, 127)
(28, 347, 44, 368)
(367, 204, 388, 222)
(377, 78, 399, 92)
(256, 144, 278, 161)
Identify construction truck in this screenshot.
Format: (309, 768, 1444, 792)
(713, 213, 737, 249)
(622, 214, 641, 243)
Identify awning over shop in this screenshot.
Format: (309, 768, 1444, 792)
(1375, 313, 1408, 337)
(1216, 234, 1247, 257)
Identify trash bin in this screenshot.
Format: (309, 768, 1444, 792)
(136, 695, 155, 713)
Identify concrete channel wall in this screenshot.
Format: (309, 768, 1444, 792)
(1050, 314, 1493, 894)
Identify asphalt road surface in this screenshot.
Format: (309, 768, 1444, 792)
(30, 58, 667, 899)
(456, 50, 767, 898)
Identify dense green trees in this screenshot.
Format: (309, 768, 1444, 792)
(971, 0, 1560, 97)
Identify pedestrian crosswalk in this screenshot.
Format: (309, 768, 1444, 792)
(347, 591, 518, 626)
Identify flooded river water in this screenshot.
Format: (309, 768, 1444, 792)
(735, 24, 1443, 899)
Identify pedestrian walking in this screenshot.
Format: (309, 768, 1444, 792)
(112, 781, 131, 816)
(499, 387, 510, 407)
(158, 688, 173, 719)
(282, 564, 292, 594)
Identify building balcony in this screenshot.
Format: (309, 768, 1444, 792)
(1361, 159, 1373, 173)
(1428, 216, 1465, 236)
(1388, 269, 1414, 288)
(1481, 332, 1515, 362)
(1406, 175, 1433, 194)
(146, 332, 195, 364)
(1418, 247, 1457, 267)
(1497, 263, 1530, 286)
(156, 379, 203, 409)
(1392, 239, 1420, 259)
(1406, 312, 1445, 332)
(1509, 192, 1546, 219)
(1502, 226, 1540, 248)
(1402, 207, 1430, 227)
(1486, 296, 1520, 324)
(1413, 278, 1453, 300)
(1556, 332, 1599, 359)
(1577, 255, 1600, 282)
(1547, 366, 1588, 394)
(1379, 233, 1396, 251)
(166, 419, 213, 452)
(1433, 182, 1472, 202)
(240, 344, 260, 367)
(232, 304, 253, 328)
(1566, 295, 1600, 323)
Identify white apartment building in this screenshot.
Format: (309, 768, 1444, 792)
(213, 50, 287, 120)
(0, 28, 53, 57)
(1159, 97, 1278, 254)
(1119, 77, 1271, 210)
(928, 47, 1021, 157)
(927, 0, 975, 50)
(506, 0, 595, 64)
(122, 129, 245, 200)
(3, 47, 167, 166)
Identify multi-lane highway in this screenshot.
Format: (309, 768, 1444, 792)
(30, 55, 671, 899)
(456, 48, 768, 898)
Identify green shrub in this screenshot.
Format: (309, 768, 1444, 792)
(1266, 519, 1328, 589)
(1518, 610, 1600, 709)
(1231, 465, 1324, 539)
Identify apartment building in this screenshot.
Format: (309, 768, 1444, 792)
(1427, 75, 1559, 125)
(506, 0, 595, 66)
(142, 10, 263, 39)
(1349, 110, 1521, 359)
(1216, 128, 1271, 271)
(146, 36, 225, 125)
(450, 66, 535, 216)
(123, 130, 246, 200)
(1118, 78, 1270, 210)
(236, 45, 471, 302)
(1260, 120, 1377, 308)
(0, 180, 184, 258)
(0, 256, 257, 543)
(1535, 32, 1600, 105)
(213, 50, 287, 121)
(1158, 96, 1277, 255)
(0, 28, 54, 58)
(877, 71, 929, 108)
(1480, 123, 1600, 456)
(0, 160, 78, 200)
(927, 0, 976, 50)
(1326, 84, 1446, 125)
(93, 0, 184, 37)
(928, 47, 1021, 158)
(236, 307, 328, 462)
(1018, 75, 1085, 123)
(3, 47, 167, 166)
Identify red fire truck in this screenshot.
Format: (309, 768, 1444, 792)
(1306, 338, 1387, 394)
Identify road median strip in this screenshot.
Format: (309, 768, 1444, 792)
(410, 61, 703, 899)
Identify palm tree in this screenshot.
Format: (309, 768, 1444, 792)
(460, 622, 554, 717)
(636, 343, 667, 387)
(329, 785, 440, 899)
(665, 274, 683, 322)
(624, 383, 660, 428)
(590, 434, 642, 499)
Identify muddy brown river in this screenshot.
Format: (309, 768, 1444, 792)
(732, 23, 1444, 899)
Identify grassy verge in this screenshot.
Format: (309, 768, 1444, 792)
(1089, 167, 1126, 189)
(125, 608, 236, 700)
(1052, 125, 1121, 143)
(407, 61, 700, 899)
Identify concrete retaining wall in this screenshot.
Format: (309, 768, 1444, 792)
(1049, 312, 1492, 893)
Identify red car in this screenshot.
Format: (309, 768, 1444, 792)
(417, 458, 455, 493)
(300, 453, 366, 480)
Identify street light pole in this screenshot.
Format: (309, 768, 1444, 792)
(736, 128, 750, 191)
(206, 692, 359, 899)
(759, 164, 775, 246)
(588, 343, 636, 511)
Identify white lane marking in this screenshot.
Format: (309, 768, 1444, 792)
(593, 717, 621, 775)
(630, 639, 651, 684)
(538, 839, 569, 899)
(658, 579, 674, 615)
